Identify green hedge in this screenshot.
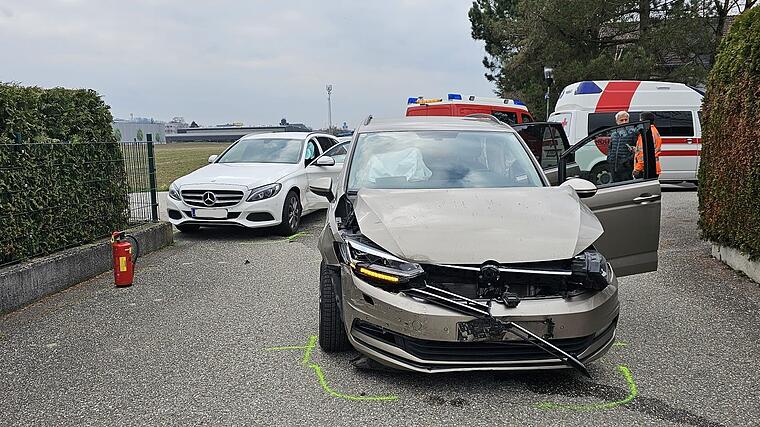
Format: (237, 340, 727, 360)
(0, 83, 128, 266)
(698, 8, 760, 260)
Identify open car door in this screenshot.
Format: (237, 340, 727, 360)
(513, 122, 579, 185)
(559, 122, 661, 276)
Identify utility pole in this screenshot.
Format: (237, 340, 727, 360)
(326, 84, 333, 130)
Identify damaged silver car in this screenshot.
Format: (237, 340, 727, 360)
(311, 116, 661, 375)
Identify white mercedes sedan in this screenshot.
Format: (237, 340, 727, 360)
(166, 132, 350, 235)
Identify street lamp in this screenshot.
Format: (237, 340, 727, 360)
(326, 84, 333, 130)
(543, 66, 554, 119)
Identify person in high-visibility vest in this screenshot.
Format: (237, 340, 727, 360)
(633, 111, 662, 178)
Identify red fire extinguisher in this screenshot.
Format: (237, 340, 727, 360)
(112, 231, 139, 287)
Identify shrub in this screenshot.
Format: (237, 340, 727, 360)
(0, 83, 128, 266)
(698, 8, 760, 260)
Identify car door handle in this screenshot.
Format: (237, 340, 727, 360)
(633, 194, 661, 203)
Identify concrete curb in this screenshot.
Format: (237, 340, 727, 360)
(0, 222, 174, 315)
(711, 243, 760, 284)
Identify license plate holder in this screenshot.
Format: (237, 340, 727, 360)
(191, 208, 228, 219)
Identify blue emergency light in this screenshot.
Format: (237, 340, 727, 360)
(575, 81, 602, 95)
(513, 99, 526, 106)
(447, 93, 462, 101)
(407, 97, 419, 104)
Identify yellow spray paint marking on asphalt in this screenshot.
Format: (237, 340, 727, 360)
(266, 335, 399, 402)
(285, 232, 310, 242)
(612, 341, 628, 348)
(536, 365, 638, 410)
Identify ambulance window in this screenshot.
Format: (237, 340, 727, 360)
(492, 111, 518, 125)
(652, 111, 694, 136)
(520, 113, 533, 123)
(587, 113, 617, 134)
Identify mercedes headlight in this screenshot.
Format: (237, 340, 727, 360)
(169, 183, 181, 200)
(342, 238, 425, 288)
(247, 183, 282, 202)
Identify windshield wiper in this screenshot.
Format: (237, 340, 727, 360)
(404, 285, 591, 377)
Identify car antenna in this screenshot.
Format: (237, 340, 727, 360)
(363, 115, 373, 126)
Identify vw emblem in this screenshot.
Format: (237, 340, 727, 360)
(202, 191, 216, 206)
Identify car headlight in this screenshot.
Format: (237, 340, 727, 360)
(342, 237, 425, 288)
(169, 183, 181, 200)
(247, 183, 282, 202)
(570, 250, 611, 290)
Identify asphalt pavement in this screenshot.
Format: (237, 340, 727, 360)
(1, 187, 759, 426)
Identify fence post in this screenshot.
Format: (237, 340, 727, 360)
(146, 140, 159, 222)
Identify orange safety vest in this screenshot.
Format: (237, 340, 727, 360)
(634, 125, 662, 175)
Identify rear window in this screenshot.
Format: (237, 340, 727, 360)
(587, 111, 694, 136)
(491, 111, 518, 125)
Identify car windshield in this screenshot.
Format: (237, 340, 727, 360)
(347, 130, 543, 192)
(217, 138, 303, 164)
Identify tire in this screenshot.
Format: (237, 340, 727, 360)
(319, 261, 351, 352)
(276, 190, 302, 236)
(589, 162, 612, 186)
(176, 224, 200, 233)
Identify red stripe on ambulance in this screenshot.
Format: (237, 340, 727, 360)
(594, 81, 642, 112)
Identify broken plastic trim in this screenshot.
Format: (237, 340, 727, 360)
(404, 285, 591, 377)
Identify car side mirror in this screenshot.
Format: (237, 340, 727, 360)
(314, 156, 336, 167)
(208, 154, 218, 163)
(310, 177, 334, 202)
(561, 178, 597, 198)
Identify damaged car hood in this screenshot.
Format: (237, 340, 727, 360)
(354, 187, 603, 264)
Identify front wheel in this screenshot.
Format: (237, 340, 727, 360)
(276, 190, 302, 236)
(589, 162, 612, 186)
(319, 262, 351, 352)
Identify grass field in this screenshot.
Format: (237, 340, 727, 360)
(154, 143, 230, 191)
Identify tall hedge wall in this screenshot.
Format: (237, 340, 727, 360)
(698, 8, 760, 260)
(0, 83, 128, 266)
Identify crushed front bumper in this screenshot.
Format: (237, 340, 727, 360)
(341, 267, 619, 373)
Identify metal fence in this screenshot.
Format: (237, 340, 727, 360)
(120, 141, 159, 224)
(0, 140, 157, 268)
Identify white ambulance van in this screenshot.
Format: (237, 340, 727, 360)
(549, 80, 704, 184)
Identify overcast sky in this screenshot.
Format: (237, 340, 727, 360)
(0, 0, 496, 129)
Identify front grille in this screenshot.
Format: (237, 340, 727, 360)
(353, 320, 596, 362)
(181, 189, 244, 207)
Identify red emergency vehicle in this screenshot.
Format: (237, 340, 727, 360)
(405, 94, 534, 125)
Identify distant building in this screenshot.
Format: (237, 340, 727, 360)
(165, 117, 189, 134)
(165, 124, 311, 143)
(112, 118, 166, 143)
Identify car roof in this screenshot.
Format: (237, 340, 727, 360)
(241, 131, 330, 140)
(357, 116, 515, 133)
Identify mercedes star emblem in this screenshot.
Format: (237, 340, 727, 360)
(202, 191, 216, 206)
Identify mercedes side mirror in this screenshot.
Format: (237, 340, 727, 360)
(310, 177, 334, 202)
(314, 156, 336, 167)
(561, 178, 597, 198)
(208, 154, 218, 163)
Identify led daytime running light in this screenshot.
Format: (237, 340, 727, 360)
(357, 266, 399, 283)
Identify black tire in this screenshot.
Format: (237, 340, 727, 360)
(276, 190, 302, 236)
(319, 262, 351, 352)
(589, 162, 612, 186)
(176, 224, 200, 233)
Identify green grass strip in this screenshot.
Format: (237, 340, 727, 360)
(301, 335, 318, 366)
(308, 363, 399, 401)
(536, 365, 638, 410)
